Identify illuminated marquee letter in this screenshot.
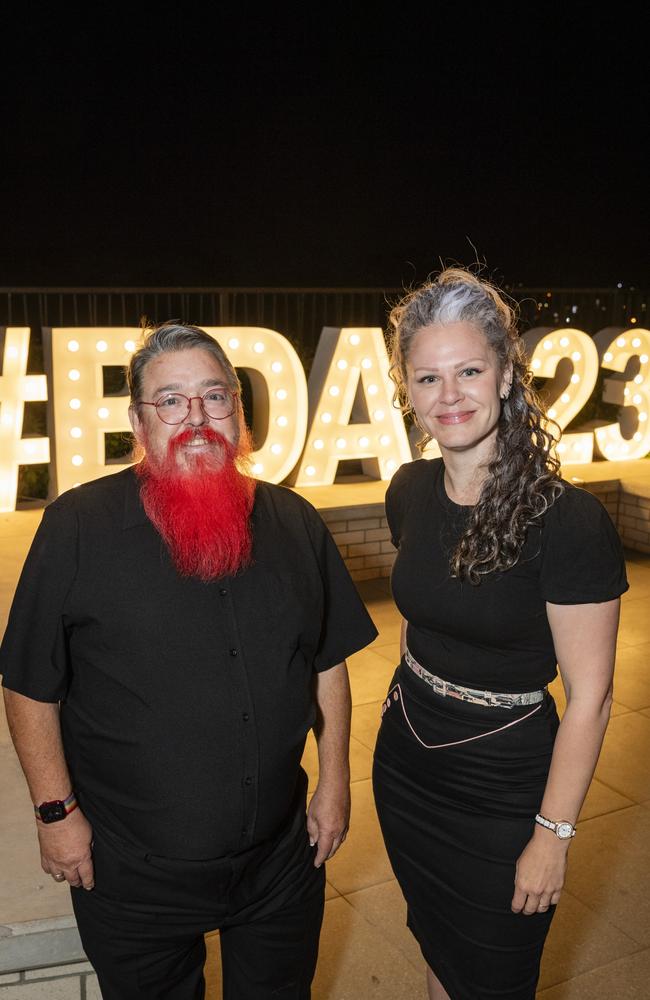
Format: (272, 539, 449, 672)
(48, 327, 137, 495)
(293, 327, 411, 485)
(0, 328, 49, 512)
(593, 327, 650, 461)
(203, 327, 308, 483)
(523, 327, 599, 464)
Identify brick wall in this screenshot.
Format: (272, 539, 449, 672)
(319, 504, 391, 581)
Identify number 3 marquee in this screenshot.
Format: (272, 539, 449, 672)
(523, 326, 650, 464)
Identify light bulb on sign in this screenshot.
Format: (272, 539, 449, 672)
(595, 327, 650, 460)
(202, 326, 309, 484)
(523, 327, 599, 464)
(0, 328, 49, 512)
(292, 326, 411, 486)
(51, 327, 141, 494)
(67, 340, 80, 352)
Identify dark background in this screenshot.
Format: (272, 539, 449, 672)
(1, 6, 646, 291)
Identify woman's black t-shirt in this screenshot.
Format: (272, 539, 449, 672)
(386, 459, 628, 693)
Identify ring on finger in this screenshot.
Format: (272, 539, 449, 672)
(53, 873, 66, 881)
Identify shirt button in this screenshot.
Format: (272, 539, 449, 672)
(219, 588, 227, 596)
(242, 713, 249, 722)
(244, 776, 253, 786)
(229, 648, 238, 657)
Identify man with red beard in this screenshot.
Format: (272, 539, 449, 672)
(1, 323, 377, 999)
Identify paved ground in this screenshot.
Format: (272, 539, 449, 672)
(2, 507, 650, 998)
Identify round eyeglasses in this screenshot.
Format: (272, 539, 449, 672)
(139, 387, 237, 425)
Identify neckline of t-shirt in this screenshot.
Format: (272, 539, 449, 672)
(434, 461, 474, 512)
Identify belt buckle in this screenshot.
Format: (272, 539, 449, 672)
(492, 692, 515, 709)
(434, 676, 447, 697)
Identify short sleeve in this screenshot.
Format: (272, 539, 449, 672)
(539, 487, 628, 604)
(385, 461, 417, 548)
(305, 510, 378, 671)
(0, 495, 78, 701)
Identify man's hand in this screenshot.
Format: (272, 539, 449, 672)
(37, 807, 95, 890)
(511, 830, 569, 915)
(306, 780, 350, 868)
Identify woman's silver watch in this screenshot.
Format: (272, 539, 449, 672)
(535, 813, 576, 840)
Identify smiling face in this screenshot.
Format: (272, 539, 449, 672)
(129, 347, 240, 473)
(406, 321, 511, 459)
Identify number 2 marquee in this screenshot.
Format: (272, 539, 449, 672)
(1, 323, 648, 511)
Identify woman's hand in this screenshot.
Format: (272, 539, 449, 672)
(511, 829, 569, 915)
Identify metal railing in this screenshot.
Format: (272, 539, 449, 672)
(1, 286, 647, 371)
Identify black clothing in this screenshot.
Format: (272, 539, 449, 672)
(387, 458, 628, 692)
(373, 458, 628, 1000)
(0, 467, 377, 859)
(72, 782, 324, 1000)
(374, 667, 559, 1000)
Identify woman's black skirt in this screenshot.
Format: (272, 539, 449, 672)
(372, 661, 560, 1000)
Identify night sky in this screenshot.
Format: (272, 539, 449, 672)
(1, 8, 646, 289)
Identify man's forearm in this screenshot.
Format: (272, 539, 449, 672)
(312, 662, 352, 784)
(3, 688, 73, 803)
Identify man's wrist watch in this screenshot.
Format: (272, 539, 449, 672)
(34, 791, 78, 824)
(535, 812, 576, 840)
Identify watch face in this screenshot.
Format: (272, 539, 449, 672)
(556, 822, 574, 839)
(39, 801, 67, 823)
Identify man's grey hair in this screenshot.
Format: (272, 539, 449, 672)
(127, 323, 241, 406)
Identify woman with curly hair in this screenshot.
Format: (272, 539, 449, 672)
(372, 269, 627, 999)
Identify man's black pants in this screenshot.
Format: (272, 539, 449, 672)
(71, 805, 325, 999)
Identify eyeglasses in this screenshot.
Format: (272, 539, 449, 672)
(139, 387, 237, 425)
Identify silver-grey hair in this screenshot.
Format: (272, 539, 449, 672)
(389, 268, 518, 413)
(127, 322, 241, 406)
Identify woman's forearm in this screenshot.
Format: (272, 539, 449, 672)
(538, 692, 612, 826)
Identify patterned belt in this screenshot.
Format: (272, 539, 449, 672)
(403, 648, 546, 709)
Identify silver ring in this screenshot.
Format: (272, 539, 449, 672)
(53, 873, 65, 881)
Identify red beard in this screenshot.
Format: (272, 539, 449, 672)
(136, 426, 256, 581)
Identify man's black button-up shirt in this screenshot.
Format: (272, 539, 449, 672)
(0, 468, 377, 859)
